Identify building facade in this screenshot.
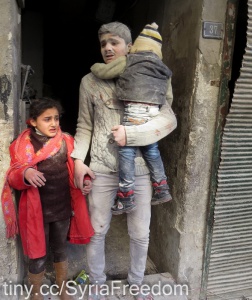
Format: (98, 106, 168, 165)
(1, 0, 251, 299)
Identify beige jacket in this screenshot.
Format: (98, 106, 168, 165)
(71, 73, 177, 175)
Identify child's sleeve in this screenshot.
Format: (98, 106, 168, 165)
(8, 165, 32, 190)
(7, 141, 32, 190)
(90, 56, 127, 79)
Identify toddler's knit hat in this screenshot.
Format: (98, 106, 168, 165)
(130, 22, 163, 59)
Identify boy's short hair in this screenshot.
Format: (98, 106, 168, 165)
(98, 22, 132, 44)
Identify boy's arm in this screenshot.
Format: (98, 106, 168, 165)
(71, 77, 94, 162)
(71, 76, 95, 193)
(90, 56, 127, 79)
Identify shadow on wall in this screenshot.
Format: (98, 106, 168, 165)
(22, 0, 141, 135)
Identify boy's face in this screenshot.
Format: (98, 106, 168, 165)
(100, 33, 131, 64)
(30, 108, 60, 138)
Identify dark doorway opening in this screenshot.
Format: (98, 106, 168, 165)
(228, 0, 248, 107)
(22, 0, 140, 135)
(21, 0, 160, 282)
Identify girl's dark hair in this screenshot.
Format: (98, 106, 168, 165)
(29, 97, 63, 120)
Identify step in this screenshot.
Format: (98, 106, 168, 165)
(16, 273, 188, 300)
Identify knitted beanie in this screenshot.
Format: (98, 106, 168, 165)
(130, 22, 163, 59)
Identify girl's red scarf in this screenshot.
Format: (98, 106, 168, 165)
(1, 128, 94, 258)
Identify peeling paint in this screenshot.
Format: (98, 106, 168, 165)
(0, 75, 12, 104)
(210, 80, 220, 87)
(0, 75, 12, 120)
(228, 5, 235, 17)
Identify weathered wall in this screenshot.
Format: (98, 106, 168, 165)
(149, 0, 228, 299)
(0, 0, 22, 298)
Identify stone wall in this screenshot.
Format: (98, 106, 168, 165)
(148, 0, 228, 299)
(0, 0, 22, 298)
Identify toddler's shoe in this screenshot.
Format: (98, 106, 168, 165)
(111, 190, 136, 215)
(151, 180, 172, 205)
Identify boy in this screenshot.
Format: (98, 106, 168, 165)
(91, 23, 173, 215)
(72, 22, 177, 300)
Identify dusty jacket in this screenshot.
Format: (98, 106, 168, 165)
(91, 53, 173, 106)
(71, 73, 177, 174)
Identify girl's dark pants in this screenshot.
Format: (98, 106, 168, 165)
(29, 218, 70, 274)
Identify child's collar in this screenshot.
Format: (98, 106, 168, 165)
(35, 127, 46, 136)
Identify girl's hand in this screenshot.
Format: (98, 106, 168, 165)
(111, 125, 126, 146)
(24, 168, 46, 188)
(82, 179, 92, 195)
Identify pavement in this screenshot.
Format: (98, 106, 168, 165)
(18, 272, 188, 300)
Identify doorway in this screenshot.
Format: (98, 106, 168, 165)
(21, 0, 162, 282)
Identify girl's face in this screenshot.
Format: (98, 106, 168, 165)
(100, 33, 131, 64)
(30, 107, 60, 138)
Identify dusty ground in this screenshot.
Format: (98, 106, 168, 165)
(16, 214, 189, 300)
(23, 213, 157, 285)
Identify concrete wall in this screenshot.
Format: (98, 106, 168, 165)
(148, 0, 228, 299)
(0, 0, 22, 298)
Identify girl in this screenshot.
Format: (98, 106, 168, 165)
(1, 97, 94, 300)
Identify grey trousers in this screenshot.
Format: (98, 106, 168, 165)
(86, 173, 152, 285)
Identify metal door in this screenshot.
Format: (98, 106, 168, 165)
(201, 0, 252, 299)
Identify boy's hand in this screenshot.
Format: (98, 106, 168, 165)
(24, 168, 46, 188)
(74, 160, 95, 194)
(111, 125, 126, 146)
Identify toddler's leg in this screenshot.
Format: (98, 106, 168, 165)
(140, 143, 172, 205)
(111, 146, 137, 215)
